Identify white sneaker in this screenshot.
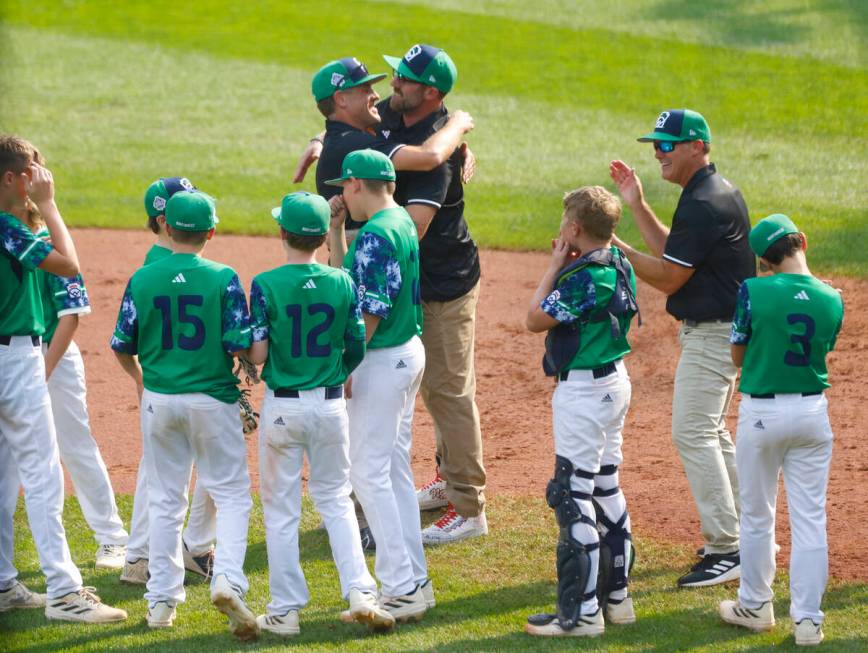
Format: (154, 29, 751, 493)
(417, 471, 448, 510)
(422, 505, 488, 545)
(606, 595, 635, 624)
(348, 589, 395, 632)
(794, 619, 824, 646)
(256, 610, 299, 636)
(120, 558, 149, 585)
(95, 544, 127, 570)
(719, 599, 775, 632)
(211, 574, 259, 641)
(45, 587, 128, 623)
(420, 578, 436, 608)
(0, 581, 46, 611)
(379, 585, 427, 623)
(525, 608, 605, 637)
(147, 601, 176, 628)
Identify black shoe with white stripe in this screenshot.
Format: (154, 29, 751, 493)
(678, 552, 740, 588)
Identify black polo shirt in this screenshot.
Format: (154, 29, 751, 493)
(662, 164, 754, 321)
(377, 100, 480, 302)
(315, 119, 405, 230)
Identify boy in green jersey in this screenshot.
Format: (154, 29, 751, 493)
(325, 150, 431, 622)
(123, 176, 218, 587)
(247, 191, 394, 636)
(524, 186, 639, 637)
(111, 191, 258, 640)
(719, 214, 844, 647)
(0, 136, 126, 623)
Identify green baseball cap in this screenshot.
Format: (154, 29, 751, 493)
(311, 57, 387, 102)
(637, 109, 711, 143)
(144, 177, 196, 218)
(383, 44, 457, 94)
(271, 191, 330, 236)
(749, 213, 800, 257)
(324, 149, 396, 186)
(165, 191, 219, 231)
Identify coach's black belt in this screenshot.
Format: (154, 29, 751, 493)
(682, 318, 730, 327)
(559, 361, 618, 382)
(749, 391, 822, 399)
(274, 386, 343, 399)
(0, 335, 40, 346)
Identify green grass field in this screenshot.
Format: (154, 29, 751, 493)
(0, 1, 865, 274)
(3, 496, 867, 652)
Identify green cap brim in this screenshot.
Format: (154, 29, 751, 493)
(383, 54, 427, 84)
(342, 72, 387, 91)
(271, 207, 281, 220)
(323, 177, 346, 186)
(637, 132, 684, 143)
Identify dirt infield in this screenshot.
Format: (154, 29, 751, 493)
(68, 228, 867, 582)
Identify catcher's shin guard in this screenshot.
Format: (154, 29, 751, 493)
(544, 455, 597, 629)
(593, 465, 634, 612)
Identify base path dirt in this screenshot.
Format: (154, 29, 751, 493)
(69, 229, 868, 582)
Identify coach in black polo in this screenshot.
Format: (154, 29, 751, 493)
(609, 109, 754, 589)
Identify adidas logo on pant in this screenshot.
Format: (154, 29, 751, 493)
(396, 360, 407, 369)
(273, 416, 285, 425)
(601, 393, 613, 403)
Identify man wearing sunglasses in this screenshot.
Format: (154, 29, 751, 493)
(609, 110, 753, 589)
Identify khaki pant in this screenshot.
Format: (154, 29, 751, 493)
(672, 322, 740, 554)
(420, 282, 486, 517)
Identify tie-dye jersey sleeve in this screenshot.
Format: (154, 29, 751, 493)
(249, 278, 269, 343)
(730, 282, 752, 345)
(48, 273, 91, 318)
(351, 232, 400, 320)
(222, 273, 253, 353)
(0, 214, 53, 269)
(540, 268, 596, 324)
(344, 277, 366, 343)
(110, 279, 138, 354)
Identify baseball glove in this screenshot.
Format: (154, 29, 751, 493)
(238, 388, 259, 435)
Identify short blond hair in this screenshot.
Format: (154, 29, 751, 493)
(562, 185, 621, 241)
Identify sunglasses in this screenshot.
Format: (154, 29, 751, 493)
(393, 71, 419, 84)
(653, 141, 678, 153)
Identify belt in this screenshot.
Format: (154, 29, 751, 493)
(0, 335, 40, 346)
(750, 391, 822, 399)
(682, 318, 730, 327)
(559, 361, 618, 382)
(274, 386, 343, 399)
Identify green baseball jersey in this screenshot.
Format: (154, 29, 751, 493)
(342, 206, 422, 349)
(250, 263, 365, 390)
(34, 228, 91, 342)
(110, 253, 252, 403)
(144, 243, 172, 266)
(0, 212, 53, 336)
(731, 274, 844, 394)
(541, 247, 637, 370)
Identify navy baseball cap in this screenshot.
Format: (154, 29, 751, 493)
(144, 177, 197, 218)
(637, 109, 711, 143)
(383, 44, 457, 93)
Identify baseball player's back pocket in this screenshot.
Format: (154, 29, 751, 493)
(264, 406, 309, 450)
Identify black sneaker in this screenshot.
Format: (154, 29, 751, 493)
(359, 526, 376, 552)
(677, 552, 740, 588)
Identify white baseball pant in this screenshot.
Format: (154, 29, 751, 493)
(736, 393, 833, 624)
(0, 336, 82, 597)
(348, 336, 426, 598)
(553, 360, 632, 614)
(140, 390, 252, 606)
(43, 340, 128, 545)
(259, 387, 377, 614)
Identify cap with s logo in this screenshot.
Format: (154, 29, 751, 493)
(144, 177, 197, 218)
(749, 213, 800, 257)
(637, 109, 711, 143)
(311, 57, 387, 102)
(165, 191, 219, 232)
(271, 191, 330, 236)
(324, 149, 396, 186)
(383, 44, 457, 93)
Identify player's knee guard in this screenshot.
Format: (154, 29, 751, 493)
(545, 456, 598, 629)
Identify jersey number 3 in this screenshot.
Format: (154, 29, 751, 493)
(154, 295, 205, 350)
(785, 313, 815, 367)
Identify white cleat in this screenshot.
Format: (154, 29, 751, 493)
(211, 574, 259, 641)
(525, 609, 605, 637)
(419, 578, 436, 608)
(256, 610, 299, 636)
(417, 472, 448, 510)
(422, 505, 488, 545)
(95, 544, 127, 570)
(119, 558, 149, 585)
(45, 587, 128, 623)
(0, 581, 46, 611)
(348, 589, 395, 632)
(605, 595, 636, 624)
(794, 619, 824, 646)
(147, 601, 176, 628)
(719, 599, 775, 632)
(379, 585, 427, 623)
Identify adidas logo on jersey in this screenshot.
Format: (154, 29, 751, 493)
(303, 279, 317, 290)
(273, 416, 285, 426)
(171, 273, 187, 284)
(395, 359, 407, 369)
(794, 290, 810, 301)
(601, 393, 614, 403)
(754, 420, 765, 430)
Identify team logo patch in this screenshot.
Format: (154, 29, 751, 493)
(404, 44, 422, 61)
(67, 282, 82, 299)
(153, 196, 167, 211)
(381, 130, 390, 139)
(655, 111, 671, 129)
(179, 177, 194, 191)
(331, 72, 345, 87)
